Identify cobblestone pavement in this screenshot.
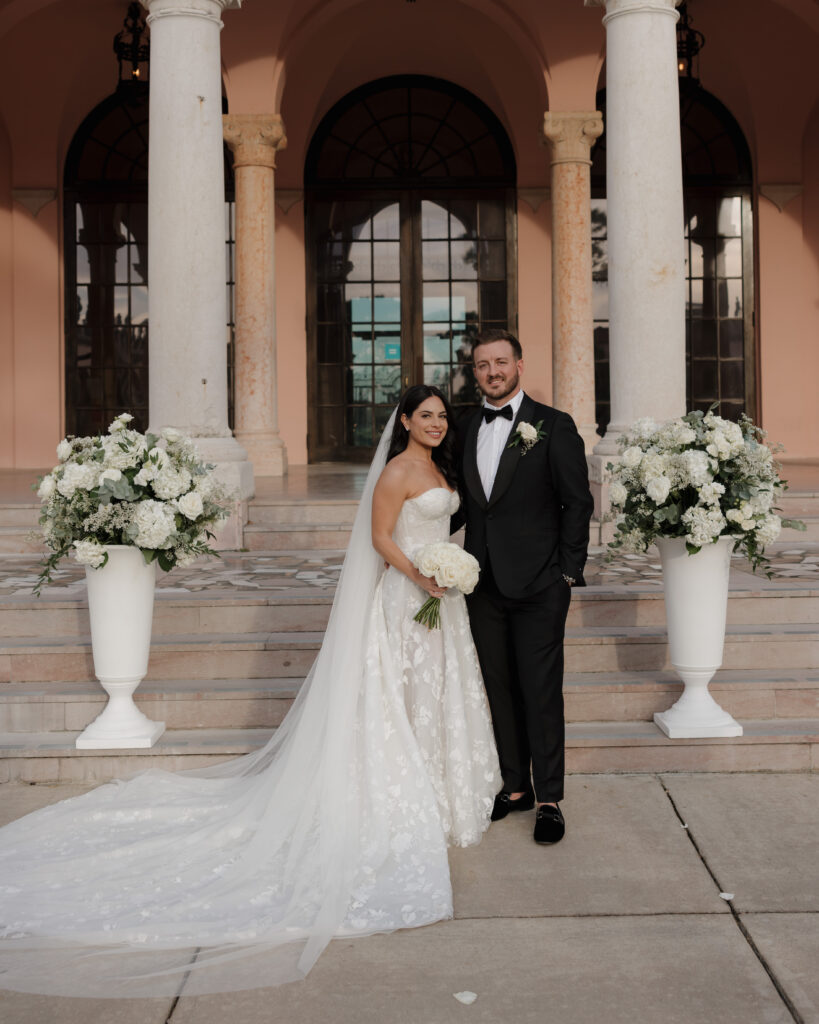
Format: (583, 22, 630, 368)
(1, 544, 816, 599)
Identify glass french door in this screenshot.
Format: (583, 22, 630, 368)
(308, 189, 513, 460)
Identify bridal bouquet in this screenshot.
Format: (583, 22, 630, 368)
(34, 413, 231, 594)
(411, 541, 480, 629)
(607, 409, 804, 573)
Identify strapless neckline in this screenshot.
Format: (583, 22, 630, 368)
(406, 486, 455, 504)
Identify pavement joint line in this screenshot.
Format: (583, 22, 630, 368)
(164, 947, 201, 1022)
(658, 775, 804, 1024)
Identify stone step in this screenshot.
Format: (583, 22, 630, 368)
(775, 491, 819, 516)
(0, 504, 39, 526)
(247, 500, 358, 526)
(780, 517, 819, 542)
(0, 593, 336, 639)
(3, 717, 817, 782)
(0, 526, 43, 555)
(2, 585, 817, 639)
(1, 623, 817, 683)
(243, 524, 354, 550)
(0, 678, 300, 732)
(3, 669, 818, 734)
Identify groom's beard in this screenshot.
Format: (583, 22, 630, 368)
(480, 369, 520, 404)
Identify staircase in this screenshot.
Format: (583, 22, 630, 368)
(1, 474, 817, 782)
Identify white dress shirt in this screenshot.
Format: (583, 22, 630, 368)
(476, 389, 525, 500)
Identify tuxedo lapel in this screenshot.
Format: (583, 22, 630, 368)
(462, 410, 487, 509)
(487, 394, 536, 508)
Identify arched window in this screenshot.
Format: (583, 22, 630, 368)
(305, 76, 517, 460)
(64, 86, 236, 437)
(590, 81, 754, 432)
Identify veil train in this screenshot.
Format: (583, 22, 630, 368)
(0, 410, 456, 998)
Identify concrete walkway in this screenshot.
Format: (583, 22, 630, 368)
(0, 773, 816, 1024)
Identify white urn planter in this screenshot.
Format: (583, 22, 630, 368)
(76, 545, 165, 749)
(654, 536, 743, 739)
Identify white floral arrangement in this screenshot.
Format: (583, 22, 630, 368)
(607, 409, 804, 574)
(34, 413, 231, 594)
(411, 541, 480, 629)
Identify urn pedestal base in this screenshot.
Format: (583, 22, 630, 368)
(75, 546, 165, 750)
(655, 536, 744, 740)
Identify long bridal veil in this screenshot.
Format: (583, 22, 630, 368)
(0, 410, 452, 998)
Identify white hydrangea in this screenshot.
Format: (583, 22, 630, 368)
(72, 539, 107, 568)
(131, 500, 176, 549)
(630, 418, 659, 443)
(698, 481, 725, 506)
(658, 421, 697, 448)
(37, 474, 56, 500)
(677, 449, 712, 488)
(645, 475, 672, 505)
(98, 468, 122, 486)
(56, 439, 72, 462)
(176, 491, 204, 520)
(639, 452, 670, 485)
(57, 462, 99, 498)
(681, 506, 727, 548)
(609, 481, 628, 507)
(152, 466, 192, 501)
(755, 514, 781, 545)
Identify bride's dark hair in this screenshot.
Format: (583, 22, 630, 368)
(386, 384, 459, 490)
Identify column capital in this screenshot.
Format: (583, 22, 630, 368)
(223, 114, 287, 170)
(584, 0, 680, 23)
(143, 0, 241, 27)
(541, 112, 603, 167)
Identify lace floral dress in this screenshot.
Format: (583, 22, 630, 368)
(0, 487, 500, 996)
(374, 486, 499, 845)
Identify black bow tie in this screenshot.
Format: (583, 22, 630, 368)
(482, 405, 514, 424)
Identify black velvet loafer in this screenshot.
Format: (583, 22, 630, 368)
(534, 803, 565, 844)
(491, 789, 536, 822)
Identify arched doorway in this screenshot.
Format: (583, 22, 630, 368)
(63, 86, 236, 437)
(590, 80, 754, 433)
(305, 75, 517, 461)
(64, 85, 150, 436)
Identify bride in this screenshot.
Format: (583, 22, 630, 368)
(0, 385, 500, 997)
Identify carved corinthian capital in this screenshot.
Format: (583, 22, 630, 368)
(223, 114, 287, 170)
(541, 112, 604, 167)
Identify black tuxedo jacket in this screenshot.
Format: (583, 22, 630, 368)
(453, 394, 594, 599)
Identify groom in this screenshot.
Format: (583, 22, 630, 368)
(454, 329, 594, 845)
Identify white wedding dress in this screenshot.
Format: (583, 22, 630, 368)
(0, 419, 500, 998)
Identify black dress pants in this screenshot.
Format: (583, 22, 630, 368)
(466, 556, 571, 803)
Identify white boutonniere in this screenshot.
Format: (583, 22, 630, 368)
(507, 420, 546, 455)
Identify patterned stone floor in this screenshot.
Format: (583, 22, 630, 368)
(1, 544, 817, 600)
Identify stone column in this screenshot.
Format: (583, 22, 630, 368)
(223, 114, 288, 476)
(585, 0, 687, 456)
(142, 0, 253, 504)
(542, 111, 603, 453)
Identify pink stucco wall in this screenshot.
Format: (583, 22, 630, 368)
(0, 0, 817, 468)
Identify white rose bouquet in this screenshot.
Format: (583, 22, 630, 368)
(607, 409, 805, 574)
(34, 413, 232, 594)
(411, 541, 480, 629)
